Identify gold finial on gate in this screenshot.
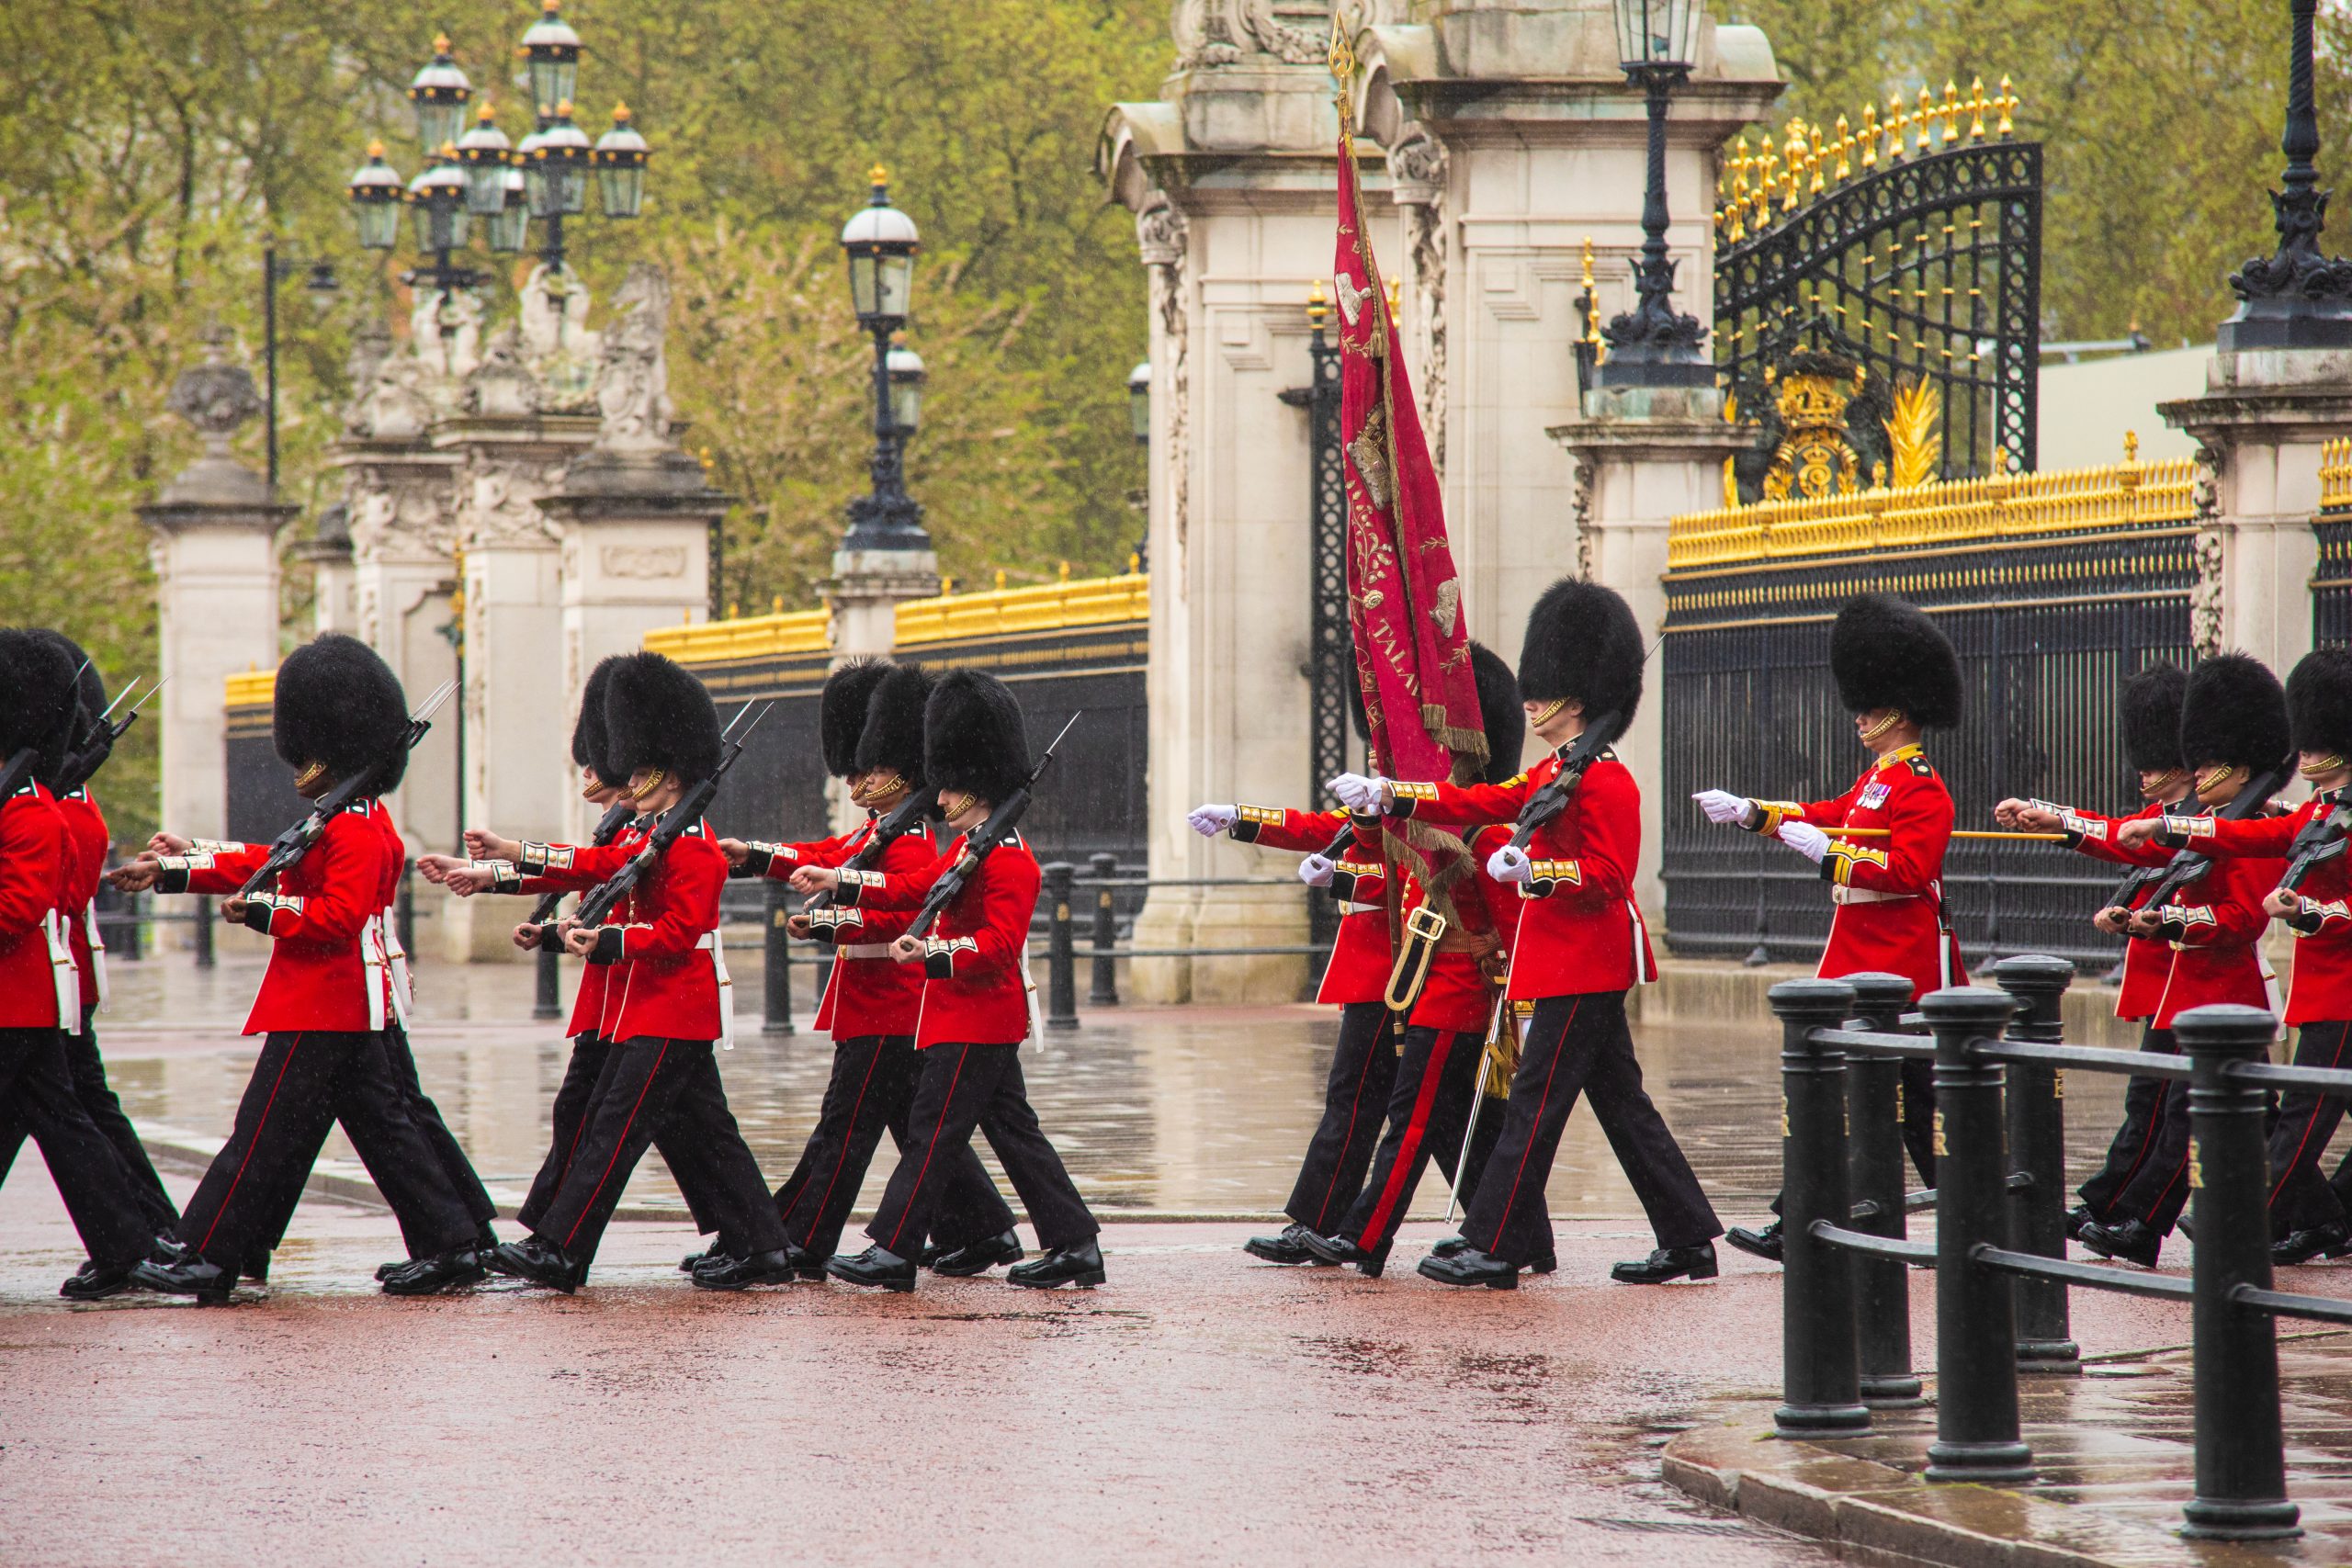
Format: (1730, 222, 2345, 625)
(1966, 77, 1989, 140)
(1886, 95, 1908, 162)
(1996, 75, 2018, 136)
(1860, 104, 1879, 169)
(1809, 125, 1827, 193)
(1834, 114, 1853, 181)
(1941, 80, 1962, 141)
(1915, 86, 1935, 152)
(1307, 276, 1329, 331)
(1781, 119, 1804, 210)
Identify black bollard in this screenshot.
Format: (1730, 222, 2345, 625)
(193, 894, 215, 968)
(763, 879, 794, 1037)
(2178, 1004, 2301, 1540)
(1770, 976, 1871, 1438)
(1088, 852, 1121, 1007)
(1044, 862, 1079, 1030)
(534, 940, 561, 1021)
(1846, 972, 1925, 1408)
(1990, 954, 2079, 1374)
(1921, 985, 2034, 1484)
(396, 860, 417, 960)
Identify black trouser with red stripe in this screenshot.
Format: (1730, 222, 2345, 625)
(771, 1033, 1014, 1258)
(531, 1036, 786, 1266)
(172, 1030, 479, 1269)
(2077, 1025, 2178, 1221)
(379, 1025, 495, 1235)
(0, 1027, 153, 1266)
(1283, 1001, 1398, 1233)
(0, 1025, 177, 1234)
(1335, 1023, 1511, 1256)
(518, 1035, 723, 1251)
(1459, 992, 1721, 1266)
(866, 1042, 1096, 1258)
(2267, 1021, 2352, 1234)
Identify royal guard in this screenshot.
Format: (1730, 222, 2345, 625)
(119, 634, 487, 1300)
(485, 652, 796, 1293)
(2120, 649, 2351, 1265)
(714, 660, 1016, 1280)
(1694, 592, 1965, 1262)
(0, 633, 178, 1260)
(793, 671, 1104, 1292)
(2084, 652, 2294, 1267)
(1993, 665, 2193, 1236)
(1330, 580, 1724, 1289)
(1297, 643, 1527, 1277)
(0, 628, 154, 1299)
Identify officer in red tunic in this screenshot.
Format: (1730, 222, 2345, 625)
(1694, 593, 1965, 1262)
(2079, 652, 2293, 1268)
(1993, 665, 2193, 1237)
(123, 635, 487, 1300)
(0, 634, 178, 1258)
(798, 671, 1104, 1292)
(488, 652, 796, 1292)
(0, 629, 154, 1299)
(2120, 649, 2352, 1265)
(1331, 581, 1723, 1289)
(1296, 643, 1524, 1277)
(714, 660, 1015, 1280)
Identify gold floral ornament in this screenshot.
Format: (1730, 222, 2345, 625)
(1883, 377, 1943, 489)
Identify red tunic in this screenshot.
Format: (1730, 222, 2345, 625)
(1230, 805, 1390, 1005)
(1371, 821, 1513, 1034)
(2183, 797, 2345, 1024)
(775, 816, 938, 1037)
(2052, 801, 2175, 1022)
(518, 821, 648, 1040)
(836, 833, 1040, 1048)
(164, 807, 388, 1034)
(54, 789, 107, 1014)
(1388, 750, 1657, 1000)
(551, 822, 729, 1043)
(0, 781, 70, 1030)
(1753, 745, 1966, 1003)
(2139, 838, 2283, 1029)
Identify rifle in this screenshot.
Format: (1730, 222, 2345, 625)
(901, 712, 1081, 942)
(0, 656, 96, 802)
(234, 679, 458, 900)
(801, 784, 941, 917)
(60, 675, 166, 793)
(2101, 761, 2297, 919)
(517, 797, 639, 952)
(1502, 709, 1630, 852)
(570, 700, 774, 931)
(2280, 799, 2352, 893)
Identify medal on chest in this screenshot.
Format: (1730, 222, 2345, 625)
(1858, 781, 1892, 812)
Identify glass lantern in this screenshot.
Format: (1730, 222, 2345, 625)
(887, 344, 926, 433)
(594, 103, 650, 219)
(485, 166, 532, 254)
(1610, 0, 1699, 69)
(520, 0, 582, 118)
(840, 167, 920, 323)
(527, 103, 592, 219)
(346, 141, 405, 251)
(408, 153, 470, 254)
(455, 103, 513, 217)
(407, 35, 473, 155)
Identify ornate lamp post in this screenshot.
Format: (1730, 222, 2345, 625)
(1597, 0, 1713, 388)
(260, 249, 339, 491)
(2221, 0, 2352, 350)
(839, 167, 930, 551)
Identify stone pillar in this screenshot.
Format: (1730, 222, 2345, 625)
(1549, 389, 1744, 916)
(822, 553, 938, 833)
(138, 335, 298, 844)
(295, 503, 358, 635)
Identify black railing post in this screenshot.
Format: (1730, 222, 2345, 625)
(193, 894, 215, 968)
(1921, 985, 2034, 1484)
(534, 942, 561, 1021)
(2178, 1003, 2301, 1540)
(1990, 953, 2079, 1374)
(1770, 976, 1870, 1438)
(1846, 972, 1924, 1407)
(763, 879, 794, 1037)
(1044, 862, 1080, 1030)
(1088, 852, 1121, 1007)
(396, 859, 416, 959)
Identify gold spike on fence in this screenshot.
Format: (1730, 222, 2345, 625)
(2322, 435, 2352, 513)
(1716, 74, 2022, 242)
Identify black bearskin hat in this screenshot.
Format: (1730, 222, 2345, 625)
(28, 630, 98, 784)
(273, 633, 412, 794)
(0, 628, 83, 783)
(571, 656, 621, 786)
(855, 661, 933, 785)
(1829, 594, 1962, 728)
(2288, 648, 2352, 762)
(820, 659, 891, 778)
(2178, 652, 2291, 775)
(1516, 579, 1645, 728)
(2120, 663, 2188, 775)
(1469, 641, 1524, 786)
(924, 670, 1031, 806)
(604, 651, 723, 784)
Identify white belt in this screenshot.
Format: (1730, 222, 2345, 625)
(1832, 886, 1917, 906)
(379, 904, 413, 1029)
(82, 903, 107, 1010)
(41, 910, 80, 1034)
(359, 914, 391, 1032)
(698, 931, 734, 1050)
(1340, 901, 1379, 917)
(1019, 945, 1046, 1051)
(839, 942, 893, 959)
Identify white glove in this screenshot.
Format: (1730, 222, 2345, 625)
(1187, 803, 1238, 838)
(1327, 773, 1389, 814)
(1298, 853, 1337, 887)
(1487, 843, 1533, 884)
(1777, 820, 1830, 864)
(1693, 789, 1752, 826)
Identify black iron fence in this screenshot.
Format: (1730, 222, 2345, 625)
(1774, 960, 2350, 1540)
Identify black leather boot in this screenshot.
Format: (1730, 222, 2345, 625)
(1243, 1224, 1330, 1266)
(829, 1246, 918, 1292)
(2274, 1221, 2352, 1267)
(59, 1258, 141, 1300)
(1429, 1234, 1555, 1273)
(1298, 1230, 1389, 1277)
(1611, 1244, 1719, 1284)
(692, 1249, 800, 1291)
(933, 1230, 1025, 1277)
(2077, 1217, 2163, 1269)
(131, 1249, 237, 1303)
(2064, 1204, 2093, 1242)
(382, 1247, 490, 1296)
(1007, 1240, 1105, 1289)
(492, 1237, 584, 1293)
(1724, 1221, 1784, 1262)
(1416, 1248, 1518, 1289)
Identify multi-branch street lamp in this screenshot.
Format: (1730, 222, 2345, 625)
(1597, 0, 1713, 388)
(839, 167, 930, 552)
(345, 2, 650, 344)
(261, 249, 340, 492)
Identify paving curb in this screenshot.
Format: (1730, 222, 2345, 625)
(1662, 1413, 2216, 1568)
